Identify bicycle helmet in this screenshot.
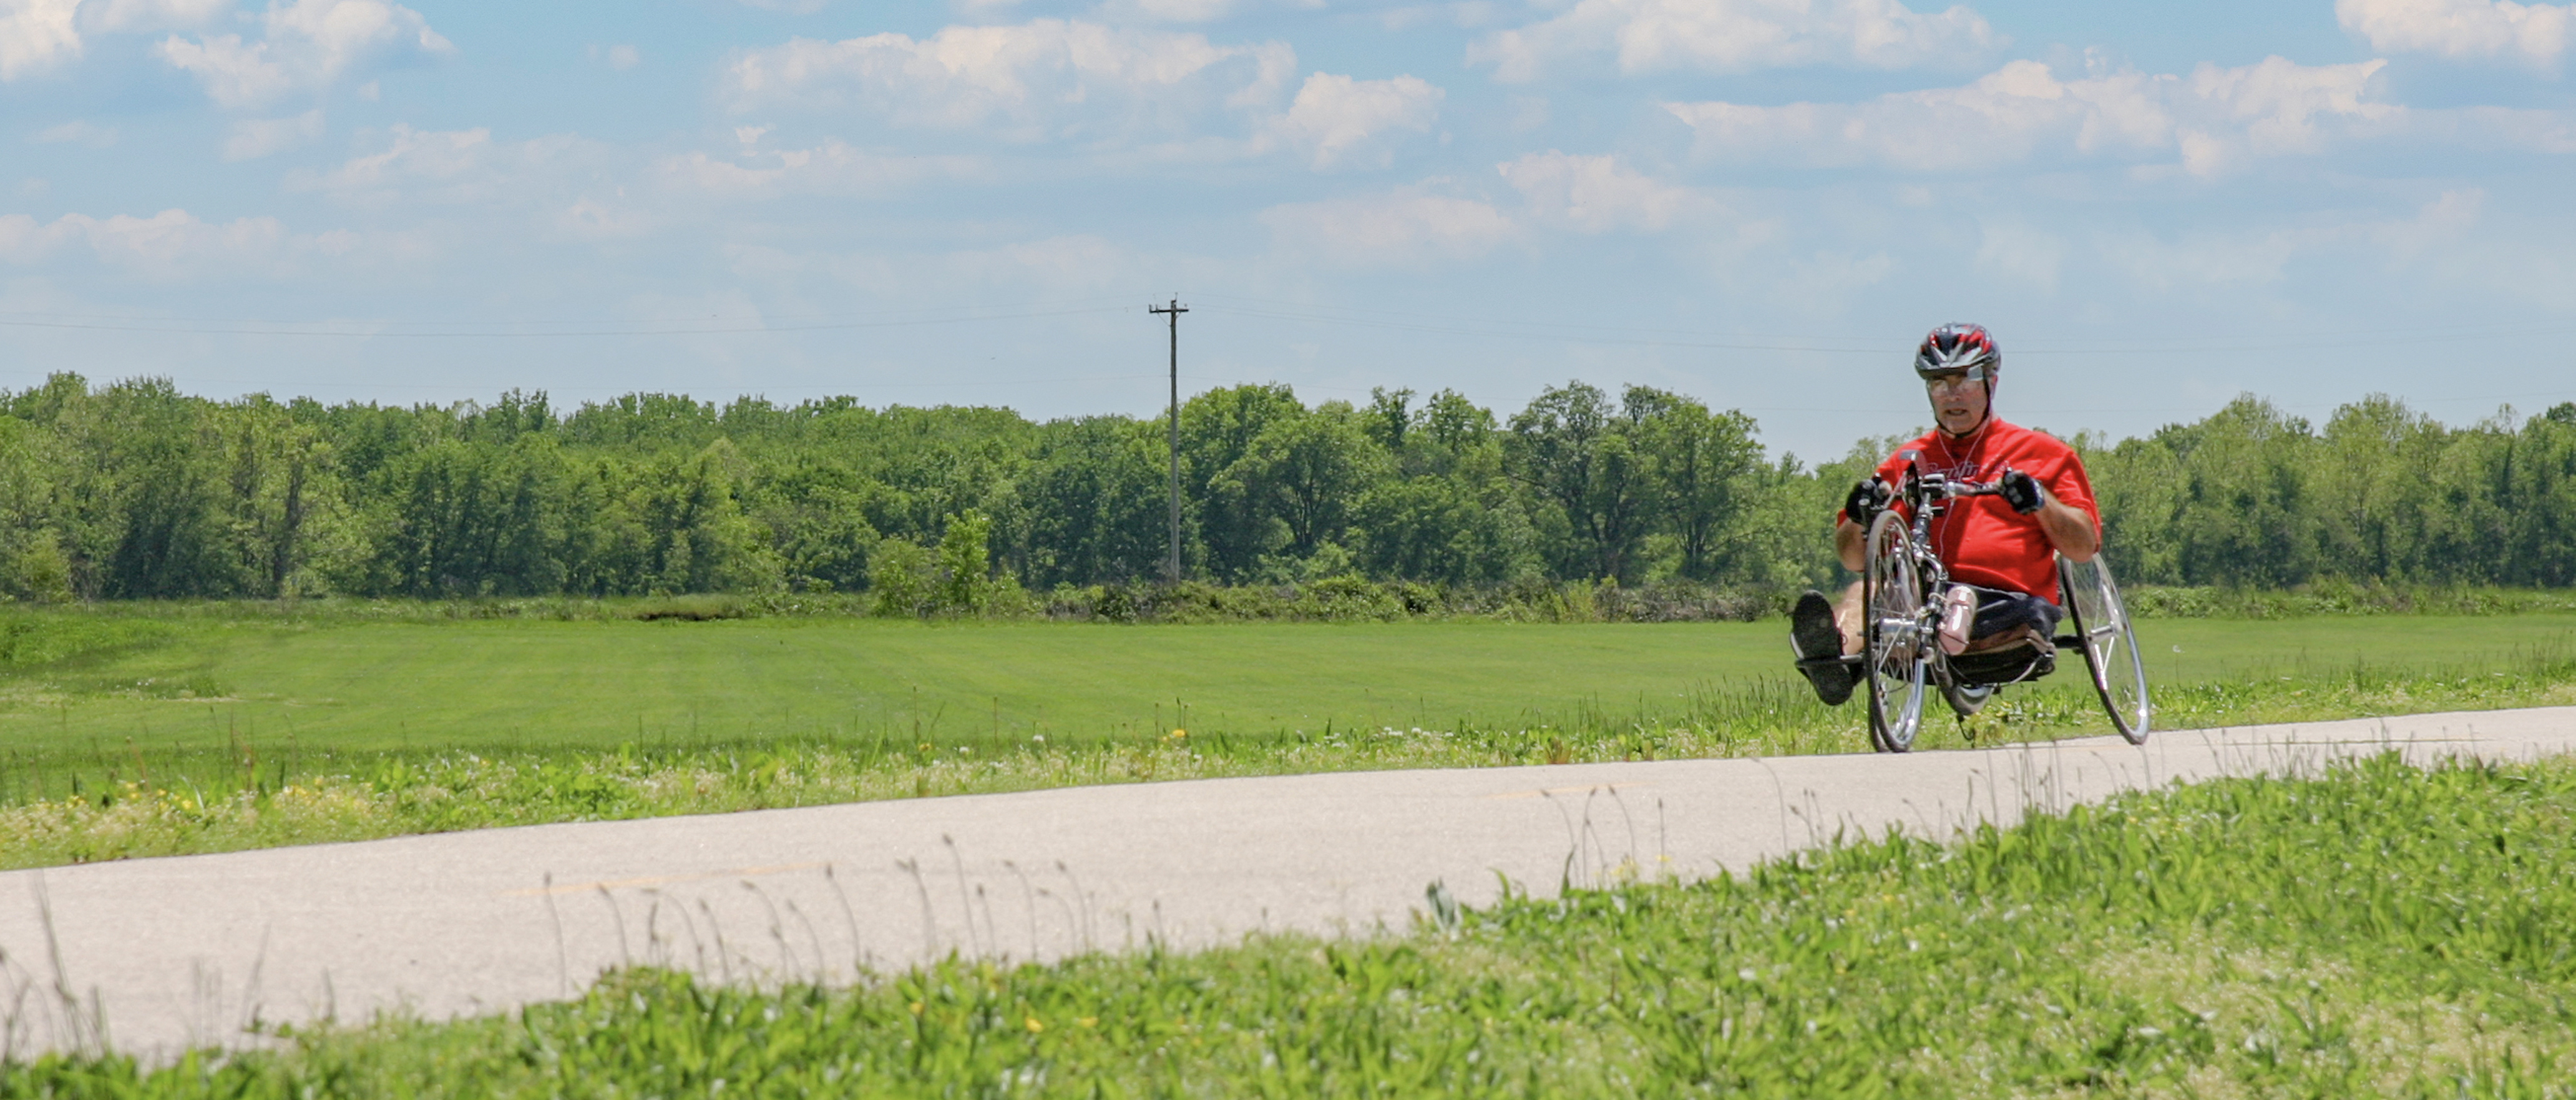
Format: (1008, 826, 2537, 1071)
(1916, 322, 2000, 438)
(1914, 322, 1999, 380)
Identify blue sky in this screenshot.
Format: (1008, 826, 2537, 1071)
(3, 0, 2572, 460)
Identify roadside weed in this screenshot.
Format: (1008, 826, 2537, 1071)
(11, 754, 2574, 1096)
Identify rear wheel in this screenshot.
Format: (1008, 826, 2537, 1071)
(1863, 511, 1930, 753)
(2059, 554, 2149, 744)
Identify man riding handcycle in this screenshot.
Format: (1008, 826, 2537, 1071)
(1790, 323, 2149, 752)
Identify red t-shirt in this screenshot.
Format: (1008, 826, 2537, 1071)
(1837, 419, 2099, 602)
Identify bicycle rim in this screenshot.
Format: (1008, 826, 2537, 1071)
(2064, 556, 2150, 744)
(1863, 512, 1928, 753)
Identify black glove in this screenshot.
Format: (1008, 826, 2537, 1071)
(1843, 478, 1891, 526)
(1998, 468, 2046, 514)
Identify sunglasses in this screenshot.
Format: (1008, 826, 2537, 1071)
(1922, 366, 1989, 392)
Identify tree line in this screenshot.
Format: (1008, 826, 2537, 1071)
(0, 371, 2570, 604)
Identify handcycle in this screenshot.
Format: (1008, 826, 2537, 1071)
(1807, 457, 2150, 753)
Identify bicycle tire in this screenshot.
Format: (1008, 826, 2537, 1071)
(1863, 511, 1930, 753)
(2058, 554, 2150, 744)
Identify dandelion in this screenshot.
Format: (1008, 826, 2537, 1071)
(1168, 729, 1186, 740)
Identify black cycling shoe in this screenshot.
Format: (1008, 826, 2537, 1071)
(1790, 590, 1855, 706)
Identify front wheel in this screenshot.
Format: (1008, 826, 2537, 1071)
(1863, 511, 1930, 753)
(2059, 554, 2149, 744)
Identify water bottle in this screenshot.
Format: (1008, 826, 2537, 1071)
(1937, 584, 1976, 656)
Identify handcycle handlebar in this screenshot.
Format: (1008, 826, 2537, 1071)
(1899, 471, 2006, 505)
(1889, 449, 2009, 506)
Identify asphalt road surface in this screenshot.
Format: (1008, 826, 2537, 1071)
(7, 707, 2574, 1060)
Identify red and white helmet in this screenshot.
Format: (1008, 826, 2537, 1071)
(1914, 323, 1999, 380)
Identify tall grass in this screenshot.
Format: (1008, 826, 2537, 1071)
(14, 753, 2575, 1096)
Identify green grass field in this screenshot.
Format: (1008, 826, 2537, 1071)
(11, 612, 2576, 755)
(5, 607, 2576, 868)
(21, 754, 2575, 1096)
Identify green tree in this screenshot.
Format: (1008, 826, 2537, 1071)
(1021, 417, 1172, 586)
(0, 416, 70, 602)
(1178, 384, 1305, 580)
(1508, 382, 1651, 583)
(2507, 406, 2576, 586)
(71, 379, 248, 598)
(1624, 386, 1763, 581)
(1222, 402, 1385, 564)
(2165, 396, 2318, 587)
(935, 510, 997, 614)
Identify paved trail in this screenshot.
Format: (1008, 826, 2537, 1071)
(7, 707, 2574, 1059)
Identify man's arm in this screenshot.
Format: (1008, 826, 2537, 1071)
(1999, 467, 2099, 564)
(1836, 518, 1865, 571)
(2039, 498, 2097, 562)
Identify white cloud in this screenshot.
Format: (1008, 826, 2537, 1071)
(2338, 0, 2570, 66)
(2102, 188, 2490, 290)
(1259, 185, 1518, 265)
(738, 0, 827, 11)
(224, 108, 325, 160)
(82, 0, 228, 32)
(1, 0, 80, 81)
(1975, 219, 2064, 288)
(295, 124, 491, 204)
(1096, 0, 1237, 22)
(0, 209, 291, 280)
(34, 119, 116, 145)
(1378, 3, 1501, 32)
(1264, 72, 1442, 169)
(295, 125, 637, 243)
(1470, 0, 1996, 82)
(2406, 104, 2576, 151)
(1260, 154, 1711, 268)
(1498, 151, 1707, 232)
(159, 32, 291, 104)
(1778, 249, 1895, 298)
(555, 192, 656, 240)
(941, 235, 1130, 288)
(605, 43, 638, 70)
(661, 139, 982, 198)
(2371, 187, 2484, 263)
(158, 0, 453, 108)
(726, 19, 1295, 142)
(1665, 57, 2409, 177)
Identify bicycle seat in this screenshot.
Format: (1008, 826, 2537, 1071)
(1948, 644, 2055, 686)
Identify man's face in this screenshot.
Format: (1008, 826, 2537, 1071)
(1925, 370, 1991, 436)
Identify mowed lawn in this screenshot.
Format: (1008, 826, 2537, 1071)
(4, 614, 2575, 758)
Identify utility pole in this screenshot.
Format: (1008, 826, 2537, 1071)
(1149, 297, 1188, 584)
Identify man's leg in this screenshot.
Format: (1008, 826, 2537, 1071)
(1832, 581, 1864, 655)
(1790, 581, 1867, 705)
(1963, 588, 2062, 652)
